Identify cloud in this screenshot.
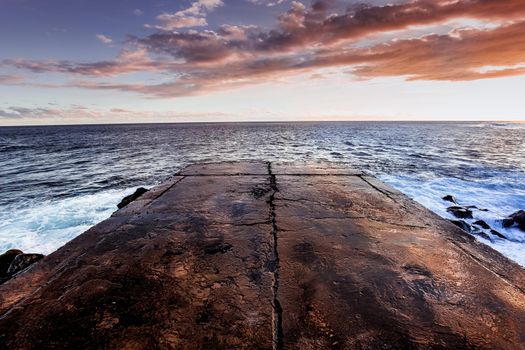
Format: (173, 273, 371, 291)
(136, 0, 525, 65)
(248, 0, 287, 7)
(96, 34, 113, 44)
(145, 0, 223, 30)
(133, 9, 143, 16)
(2, 45, 165, 77)
(0, 105, 235, 124)
(4, 0, 525, 98)
(345, 22, 525, 81)
(0, 105, 95, 120)
(0, 74, 25, 84)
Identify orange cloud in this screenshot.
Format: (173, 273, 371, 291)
(3, 0, 525, 97)
(345, 21, 525, 81)
(0, 74, 25, 84)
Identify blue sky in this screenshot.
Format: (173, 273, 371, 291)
(1, 0, 525, 125)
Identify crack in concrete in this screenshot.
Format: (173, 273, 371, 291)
(275, 197, 347, 208)
(267, 162, 284, 350)
(207, 221, 271, 227)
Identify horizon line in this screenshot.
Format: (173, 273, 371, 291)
(1, 119, 524, 128)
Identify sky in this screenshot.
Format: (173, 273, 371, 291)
(0, 0, 524, 125)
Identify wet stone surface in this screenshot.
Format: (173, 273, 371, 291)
(1, 161, 525, 349)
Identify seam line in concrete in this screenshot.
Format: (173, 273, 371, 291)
(358, 175, 402, 203)
(142, 176, 185, 211)
(179, 173, 363, 177)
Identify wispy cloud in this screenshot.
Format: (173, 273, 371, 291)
(0, 74, 25, 84)
(0, 105, 235, 125)
(2, 46, 162, 77)
(96, 34, 113, 44)
(248, 0, 287, 7)
(145, 0, 224, 30)
(0, 105, 98, 120)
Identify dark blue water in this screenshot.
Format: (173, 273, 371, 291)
(1, 122, 524, 263)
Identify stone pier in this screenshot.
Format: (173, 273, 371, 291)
(1, 162, 525, 349)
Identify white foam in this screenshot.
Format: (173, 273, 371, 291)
(381, 175, 525, 266)
(0, 187, 140, 255)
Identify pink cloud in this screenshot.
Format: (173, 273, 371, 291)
(145, 0, 223, 30)
(3, 0, 525, 98)
(0, 74, 25, 84)
(96, 34, 113, 44)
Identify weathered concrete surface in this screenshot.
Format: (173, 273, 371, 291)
(1, 161, 525, 349)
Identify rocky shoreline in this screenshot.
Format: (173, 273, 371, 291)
(442, 194, 525, 242)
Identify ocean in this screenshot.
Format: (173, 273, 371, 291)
(1, 122, 524, 265)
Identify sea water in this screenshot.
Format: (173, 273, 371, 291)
(1, 122, 524, 264)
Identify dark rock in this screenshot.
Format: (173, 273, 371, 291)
(490, 229, 506, 239)
(117, 187, 149, 209)
(442, 195, 457, 204)
(450, 220, 493, 241)
(466, 205, 489, 212)
(251, 185, 270, 199)
(473, 231, 493, 241)
(0, 249, 23, 278)
(502, 210, 525, 231)
(447, 206, 473, 219)
(6, 253, 44, 276)
(402, 264, 433, 277)
(473, 220, 491, 230)
(203, 242, 232, 255)
(450, 220, 471, 232)
(469, 226, 493, 241)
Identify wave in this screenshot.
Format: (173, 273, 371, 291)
(0, 187, 140, 254)
(466, 122, 525, 130)
(381, 175, 525, 266)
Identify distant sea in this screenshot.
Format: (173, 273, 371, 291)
(1, 122, 524, 265)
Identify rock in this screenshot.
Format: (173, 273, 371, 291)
(203, 242, 232, 255)
(6, 253, 44, 276)
(450, 220, 492, 241)
(490, 229, 506, 239)
(502, 210, 525, 231)
(447, 206, 473, 219)
(473, 220, 491, 230)
(0, 249, 23, 278)
(473, 230, 493, 241)
(442, 195, 457, 204)
(117, 187, 149, 209)
(466, 205, 489, 212)
(450, 220, 471, 232)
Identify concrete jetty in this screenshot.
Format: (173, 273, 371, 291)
(1, 161, 525, 349)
